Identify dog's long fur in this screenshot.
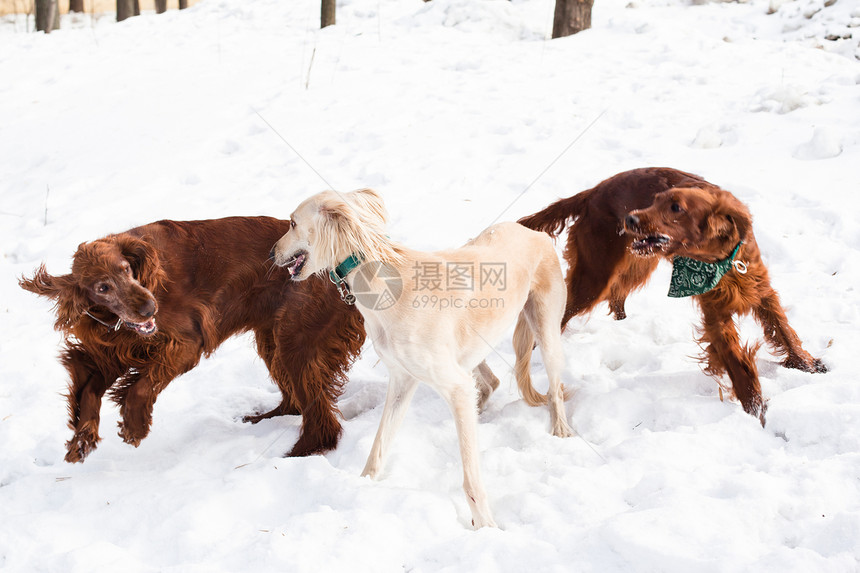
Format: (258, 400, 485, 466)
(519, 167, 826, 424)
(20, 216, 365, 463)
(273, 189, 572, 528)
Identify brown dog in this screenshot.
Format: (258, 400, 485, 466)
(519, 167, 826, 423)
(20, 216, 365, 463)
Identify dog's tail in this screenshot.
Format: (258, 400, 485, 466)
(513, 314, 548, 406)
(517, 188, 595, 238)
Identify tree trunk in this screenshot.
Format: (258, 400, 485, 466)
(155, 0, 167, 13)
(69, 0, 85, 13)
(134, 0, 140, 16)
(117, 0, 134, 21)
(552, 0, 594, 39)
(179, 0, 188, 9)
(321, 0, 335, 28)
(35, 0, 59, 33)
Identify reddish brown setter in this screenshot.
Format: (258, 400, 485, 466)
(20, 216, 365, 463)
(519, 167, 826, 424)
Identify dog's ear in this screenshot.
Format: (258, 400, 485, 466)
(19, 264, 88, 331)
(320, 198, 360, 234)
(317, 193, 400, 264)
(319, 197, 369, 253)
(117, 235, 165, 290)
(346, 188, 389, 226)
(19, 264, 73, 300)
(706, 193, 752, 244)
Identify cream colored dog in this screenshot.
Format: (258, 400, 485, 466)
(273, 188, 572, 529)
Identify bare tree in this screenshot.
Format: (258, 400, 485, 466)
(117, 0, 134, 21)
(155, 0, 167, 13)
(552, 0, 594, 38)
(69, 0, 84, 12)
(35, 0, 59, 32)
(321, 0, 335, 28)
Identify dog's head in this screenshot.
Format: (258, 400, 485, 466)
(20, 235, 163, 336)
(623, 187, 752, 261)
(272, 188, 395, 280)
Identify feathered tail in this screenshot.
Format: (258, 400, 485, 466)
(517, 188, 596, 238)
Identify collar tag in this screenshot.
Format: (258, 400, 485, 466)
(329, 253, 364, 305)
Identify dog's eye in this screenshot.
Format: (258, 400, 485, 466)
(671, 203, 682, 213)
(96, 284, 111, 294)
(290, 220, 297, 230)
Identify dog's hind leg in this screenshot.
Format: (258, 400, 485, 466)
(561, 232, 631, 329)
(436, 367, 497, 529)
(526, 294, 573, 438)
(753, 289, 827, 374)
(277, 293, 365, 457)
(361, 366, 419, 479)
(606, 256, 659, 321)
(473, 360, 499, 412)
(535, 332, 573, 439)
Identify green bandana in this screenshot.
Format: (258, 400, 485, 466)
(668, 242, 744, 298)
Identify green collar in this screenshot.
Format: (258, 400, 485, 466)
(329, 253, 364, 305)
(668, 242, 744, 298)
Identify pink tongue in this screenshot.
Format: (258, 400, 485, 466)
(290, 255, 305, 275)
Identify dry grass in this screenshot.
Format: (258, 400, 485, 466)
(0, 0, 200, 17)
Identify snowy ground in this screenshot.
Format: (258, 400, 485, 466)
(1, 0, 859, 571)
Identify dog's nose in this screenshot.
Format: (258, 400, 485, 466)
(139, 299, 156, 318)
(625, 214, 640, 229)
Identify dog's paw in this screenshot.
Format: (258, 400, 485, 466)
(116, 422, 144, 447)
(287, 427, 340, 458)
(743, 395, 768, 427)
(806, 358, 828, 374)
(64, 428, 100, 463)
(783, 354, 828, 374)
(360, 458, 383, 479)
(552, 424, 575, 439)
(243, 400, 302, 424)
(242, 412, 268, 425)
(471, 516, 498, 529)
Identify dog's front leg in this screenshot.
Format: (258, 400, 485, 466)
(753, 289, 827, 374)
(361, 369, 419, 478)
(115, 359, 189, 447)
(442, 375, 497, 529)
(244, 327, 301, 423)
(698, 304, 766, 425)
(61, 347, 116, 463)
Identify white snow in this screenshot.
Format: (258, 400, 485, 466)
(793, 125, 844, 159)
(1, 0, 859, 571)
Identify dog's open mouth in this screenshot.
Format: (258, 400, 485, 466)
(284, 251, 308, 278)
(630, 234, 671, 256)
(125, 318, 157, 336)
